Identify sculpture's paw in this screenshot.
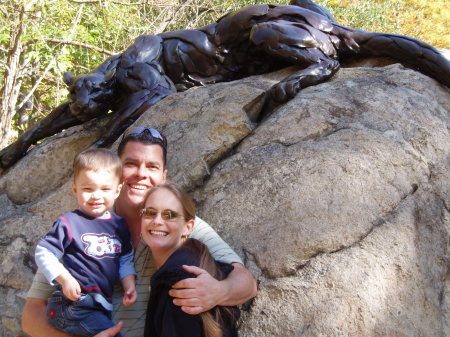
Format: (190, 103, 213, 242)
(270, 78, 301, 103)
(0, 142, 24, 170)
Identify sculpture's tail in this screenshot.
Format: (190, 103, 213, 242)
(335, 26, 450, 87)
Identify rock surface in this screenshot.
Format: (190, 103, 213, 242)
(0, 63, 449, 337)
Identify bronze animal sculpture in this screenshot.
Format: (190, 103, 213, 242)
(1, 0, 449, 169)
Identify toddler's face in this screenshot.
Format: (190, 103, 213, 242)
(72, 169, 122, 217)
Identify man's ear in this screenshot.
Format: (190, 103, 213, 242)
(71, 182, 77, 196)
(162, 168, 168, 184)
(115, 183, 123, 199)
(183, 219, 195, 238)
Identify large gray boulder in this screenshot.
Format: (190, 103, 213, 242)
(0, 63, 448, 337)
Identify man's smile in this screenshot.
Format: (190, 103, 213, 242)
(128, 183, 149, 191)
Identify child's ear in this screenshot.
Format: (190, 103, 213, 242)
(183, 219, 195, 238)
(71, 182, 77, 196)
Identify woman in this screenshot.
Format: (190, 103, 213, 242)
(141, 182, 240, 337)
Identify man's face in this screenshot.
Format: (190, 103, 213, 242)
(119, 141, 167, 209)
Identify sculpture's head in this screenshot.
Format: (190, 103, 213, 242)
(63, 69, 117, 121)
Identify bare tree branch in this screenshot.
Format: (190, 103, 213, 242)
(154, 0, 196, 34)
(68, 0, 100, 4)
(0, 2, 27, 148)
(23, 38, 117, 56)
(16, 5, 86, 112)
(111, 1, 147, 5)
(67, 0, 184, 7)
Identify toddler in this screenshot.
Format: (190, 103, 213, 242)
(35, 148, 136, 337)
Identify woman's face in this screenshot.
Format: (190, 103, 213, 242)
(141, 188, 193, 257)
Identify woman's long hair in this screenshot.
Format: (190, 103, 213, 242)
(182, 239, 238, 337)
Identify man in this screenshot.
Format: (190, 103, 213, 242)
(22, 127, 257, 337)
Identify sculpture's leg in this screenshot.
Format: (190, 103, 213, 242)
(249, 19, 340, 114)
(269, 59, 339, 103)
(0, 103, 83, 169)
(257, 59, 339, 121)
(92, 85, 174, 148)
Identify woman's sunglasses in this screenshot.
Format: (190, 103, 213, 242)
(140, 207, 184, 221)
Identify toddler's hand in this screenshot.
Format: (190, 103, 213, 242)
(57, 271, 81, 301)
(122, 288, 137, 307)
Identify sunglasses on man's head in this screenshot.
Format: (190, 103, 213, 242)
(140, 207, 184, 221)
(122, 127, 167, 149)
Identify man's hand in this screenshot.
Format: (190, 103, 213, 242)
(169, 265, 225, 315)
(56, 271, 81, 301)
(170, 262, 257, 315)
(93, 321, 123, 337)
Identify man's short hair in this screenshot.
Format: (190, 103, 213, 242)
(117, 127, 167, 166)
(73, 148, 122, 182)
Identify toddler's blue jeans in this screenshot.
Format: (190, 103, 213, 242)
(47, 290, 122, 337)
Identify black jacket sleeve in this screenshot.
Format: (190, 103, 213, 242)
(144, 247, 203, 337)
(150, 285, 203, 337)
(144, 244, 239, 337)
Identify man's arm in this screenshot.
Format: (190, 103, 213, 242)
(169, 262, 257, 315)
(22, 298, 71, 337)
(22, 270, 69, 337)
(172, 216, 257, 314)
(189, 217, 243, 265)
(22, 297, 123, 337)
(22, 270, 123, 337)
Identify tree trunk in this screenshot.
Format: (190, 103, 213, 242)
(0, 3, 25, 149)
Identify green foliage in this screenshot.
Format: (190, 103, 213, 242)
(319, 0, 449, 47)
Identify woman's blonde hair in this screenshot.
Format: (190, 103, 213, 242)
(183, 239, 239, 337)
